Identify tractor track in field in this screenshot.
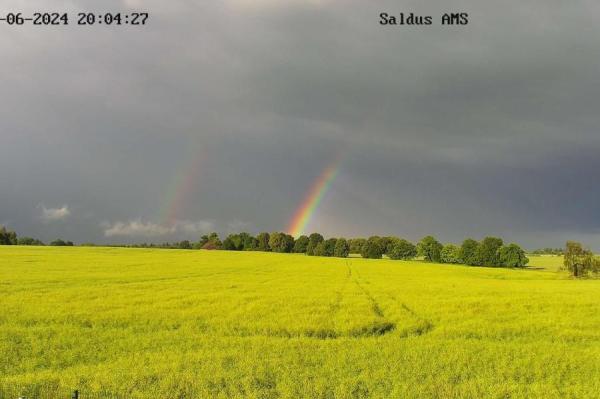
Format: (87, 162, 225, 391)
(350, 264, 385, 317)
(222, 260, 399, 340)
(384, 292, 435, 337)
(220, 260, 432, 341)
(347, 262, 396, 336)
(300, 259, 354, 339)
(350, 263, 434, 338)
(327, 263, 352, 316)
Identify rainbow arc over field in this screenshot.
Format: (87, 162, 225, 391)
(160, 145, 341, 237)
(287, 159, 342, 237)
(160, 146, 205, 226)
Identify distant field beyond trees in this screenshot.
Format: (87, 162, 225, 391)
(1, 247, 599, 398)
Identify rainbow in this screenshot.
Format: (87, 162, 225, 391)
(160, 145, 342, 237)
(159, 146, 205, 227)
(287, 159, 342, 237)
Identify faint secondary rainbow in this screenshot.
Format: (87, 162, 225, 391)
(287, 159, 342, 237)
(159, 146, 205, 227)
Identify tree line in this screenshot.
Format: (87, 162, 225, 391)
(6, 224, 599, 276)
(0, 226, 71, 246)
(532, 247, 564, 255)
(0, 225, 527, 267)
(176, 232, 530, 268)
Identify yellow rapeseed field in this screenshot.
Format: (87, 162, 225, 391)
(1, 247, 599, 398)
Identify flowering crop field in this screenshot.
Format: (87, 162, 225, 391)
(1, 247, 599, 398)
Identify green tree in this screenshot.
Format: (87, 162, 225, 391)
(334, 238, 350, 258)
(17, 237, 44, 246)
(498, 244, 529, 268)
(202, 232, 222, 250)
(293, 235, 309, 253)
(178, 240, 192, 250)
(309, 238, 335, 257)
(223, 233, 250, 251)
(222, 235, 238, 250)
(240, 233, 258, 251)
(0, 226, 17, 245)
(269, 232, 294, 253)
(198, 234, 210, 247)
(348, 238, 367, 254)
(477, 237, 504, 266)
(388, 239, 417, 260)
(306, 233, 324, 256)
(532, 247, 563, 255)
(563, 241, 599, 277)
(366, 236, 382, 253)
(361, 237, 383, 259)
(417, 236, 443, 262)
(231, 233, 245, 250)
(50, 239, 72, 246)
(313, 242, 327, 257)
(378, 236, 396, 255)
(459, 238, 480, 265)
(440, 244, 460, 264)
(283, 233, 295, 253)
(321, 238, 337, 257)
(256, 232, 270, 251)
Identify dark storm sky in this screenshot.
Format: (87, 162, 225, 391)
(1, 0, 600, 248)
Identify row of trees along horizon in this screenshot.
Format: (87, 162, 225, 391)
(2, 225, 598, 276)
(201, 232, 531, 268)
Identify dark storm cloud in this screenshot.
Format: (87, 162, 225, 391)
(1, 0, 599, 248)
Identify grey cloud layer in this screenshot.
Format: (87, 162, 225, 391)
(1, 0, 599, 247)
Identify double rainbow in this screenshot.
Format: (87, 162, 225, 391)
(160, 145, 342, 237)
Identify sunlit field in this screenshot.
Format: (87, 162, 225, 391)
(526, 254, 565, 272)
(1, 247, 599, 398)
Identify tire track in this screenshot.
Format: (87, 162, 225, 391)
(352, 265, 434, 338)
(348, 263, 396, 336)
(385, 292, 435, 337)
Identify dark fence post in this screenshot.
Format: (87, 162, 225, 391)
(71, 389, 79, 399)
